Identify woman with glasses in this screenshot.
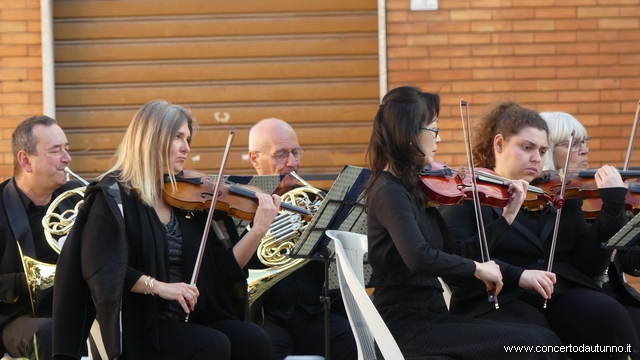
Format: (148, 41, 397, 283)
(541, 111, 640, 349)
(365, 86, 564, 359)
(439, 102, 640, 360)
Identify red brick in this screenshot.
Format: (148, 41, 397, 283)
(621, 102, 640, 113)
(25, 0, 39, 8)
(599, 18, 640, 29)
(438, 0, 472, 9)
(514, 67, 557, 79)
(620, 54, 640, 64)
(621, 6, 640, 17)
(534, 31, 577, 43)
(556, 19, 599, 30)
(577, 30, 619, 41)
(473, 68, 514, 80)
(517, 92, 559, 103)
(429, 22, 471, 33)
(27, 68, 41, 80)
(601, 90, 640, 101)
(578, 102, 621, 113)
(537, 79, 579, 90)
(407, 10, 451, 22)
(600, 41, 640, 53)
(387, 35, 408, 46)
(535, 55, 578, 66)
(599, 65, 640, 77)
(556, 43, 599, 54)
(450, 33, 492, 45)
(470, 0, 513, 7)
(0, 44, 27, 56)
(26, 20, 40, 32)
(450, 9, 493, 21)
(577, 54, 619, 65)
(386, 11, 408, 23)
(620, 30, 640, 40)
(578, 6, 620, 17)
(0, 9, 39, 20)
(388, 71, 431, 83)
(0, 21, 26, 32)
(494, 9, 536, 20)
(535, 8, 577, 19)
(386, 0, 410, 10)
(0, 69, 27, 80)
(493, 56, 536, 67)
(2, 104, 42, 116)
(472, 44, 515, 56)
(388, 46, 430, 58)
(451, 57, 493, 69)
(560, 0, 597, 4)
(388, 59, 409, 70)
(536, 103, 579, 113)
(0, 32, 39, 44)
(451, 81, 494, 92)
(601, 0, 640, 4)
(558, 91, 601, 102)
(579, 78, 621, 89)
(474, 92, 516, 105)
(387, 23, 429, 34)
(0, 0, 26, 9)
(430, 69, 472, 81)
(429, 46, 471, 57)
(1, 80, 42, 92)
(407, 34, 449, 46)
(1, 56, 41, 68)
(620, 77, 640, 88)
(513, 20, 555, 32)
(492, 32, 535, 44)
(410, 58, 451, 70)
(28, 93, 41, 104)
(494, 80, 537, 91)
(471, 21, 514, 33)
(513, 44, 557, 55)
(513, 0, 555, 6)
(27, 44, 40, 56)
(0, 93, 29, 104)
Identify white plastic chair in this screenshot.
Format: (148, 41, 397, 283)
(325, 230, 404, 360)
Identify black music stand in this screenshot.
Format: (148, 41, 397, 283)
(289, 165, 371, 359)
(605, 211, 640, 251)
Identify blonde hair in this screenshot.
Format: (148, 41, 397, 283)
(540, 112, 588, 171)
(103, 100, 197, 207)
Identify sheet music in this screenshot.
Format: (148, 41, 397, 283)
(605, 211, 640, 250)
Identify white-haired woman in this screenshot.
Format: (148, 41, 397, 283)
(540, 111, 590, 171)
(53, 100, 280, 360)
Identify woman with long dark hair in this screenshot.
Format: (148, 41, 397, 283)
(365, 86, 564, 359)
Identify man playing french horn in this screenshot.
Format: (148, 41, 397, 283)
(0, 116, 83, 360)
(247, 118, 356, 360)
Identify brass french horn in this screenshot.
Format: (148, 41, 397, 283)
(247, 172, 324, 309)
(18, 167, 87, 316)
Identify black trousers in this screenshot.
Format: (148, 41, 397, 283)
(262, 305, 356, 360)
(2, 315, 52, 360)
(157, 318, 271, 360)
(479, 288, 640, 360)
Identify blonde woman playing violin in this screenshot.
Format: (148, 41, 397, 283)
(52, 100, 280, 360)
(440, 102, 638, 360)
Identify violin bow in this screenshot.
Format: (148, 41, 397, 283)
(459, 99, 498, 309)
(543, 129, 575, 309)
(623, 100, 640, 171)
(186, 128, 236, 321)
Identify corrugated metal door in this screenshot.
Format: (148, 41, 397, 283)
(53, 0, 379, 187)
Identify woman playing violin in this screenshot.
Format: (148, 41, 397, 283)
(52, 100, 280, 359)
(542, 111, 640, 348)
(365, 86, 563, 359)
(440, 102, 639, 360)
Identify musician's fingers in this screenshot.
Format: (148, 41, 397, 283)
(494, 279, 503, 296)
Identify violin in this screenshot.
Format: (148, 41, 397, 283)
(163, 169, 312, 221)
(531, 169, 640, 219)
(420, 161, 563, 210)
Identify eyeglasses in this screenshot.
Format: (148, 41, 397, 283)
(419, 126, 439, 137)
(555, 137, 591, 152)
(255, 148, 305, 164)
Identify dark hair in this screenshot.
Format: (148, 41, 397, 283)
(473, 101, 549, 169)
(365, 86, 440, 207)
(12, 115, 57, 175)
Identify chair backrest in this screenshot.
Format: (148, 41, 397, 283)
(326, 230, 368, 284)
(325, 230, 404, 360)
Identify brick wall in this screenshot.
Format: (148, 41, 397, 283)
(0, 0, 42, 180)
(386, 0, 640, 168)
(386, 0, 640, 291)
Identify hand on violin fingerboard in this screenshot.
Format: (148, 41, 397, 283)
(502, 179, 529, 224)
(594, 165, 625, 189)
